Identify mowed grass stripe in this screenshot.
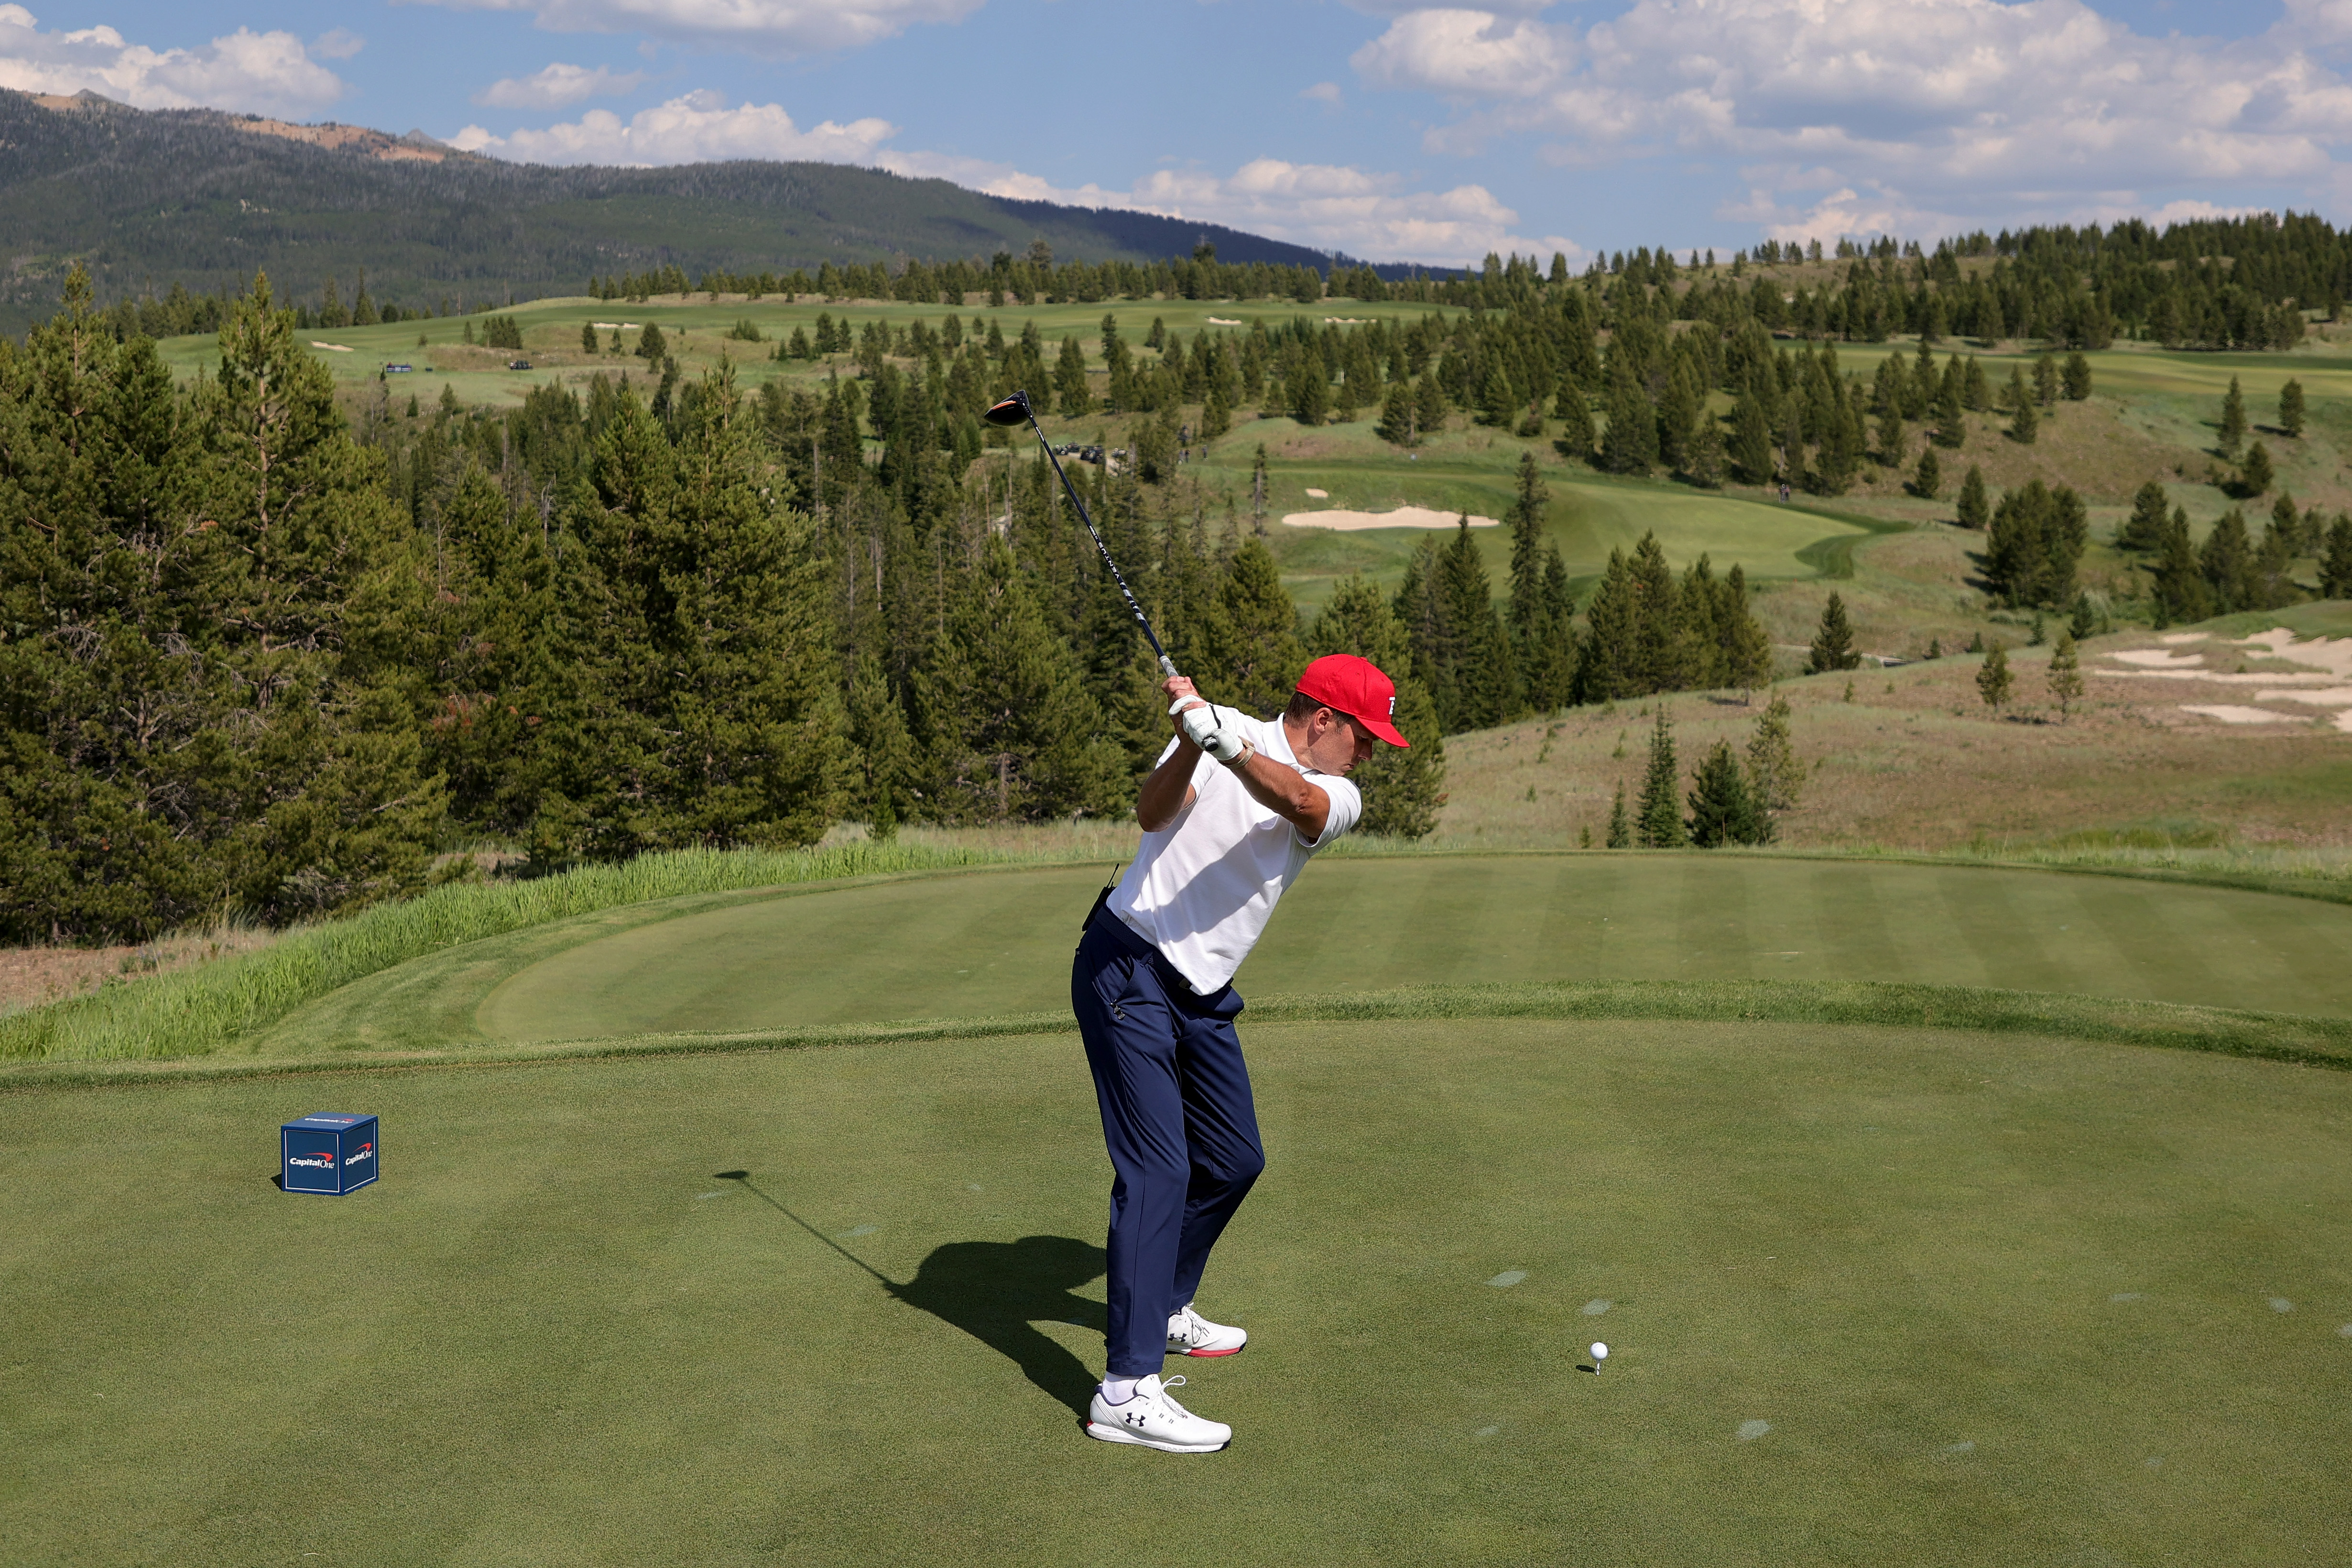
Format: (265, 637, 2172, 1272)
(254, 859, 2352, 1061)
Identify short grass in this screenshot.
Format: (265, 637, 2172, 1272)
(9, 1015, 2352, 1565)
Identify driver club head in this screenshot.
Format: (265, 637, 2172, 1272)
(982, 391, 1034, 428)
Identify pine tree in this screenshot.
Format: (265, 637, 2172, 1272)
(1933, 356, 1966, 447)
(2219, 375, 2246, 456)
(1307, 574, 1447, 838)
(1687, 740, 1768, 847)
(1415, 377, 1449, 444)
(1505, 452, 1550, 665)
(1601, 358, 1658, 475)
(1747, 689, 1802, 812)
(1962, 355, 1989, 411)
(1606, 781, 1632, 847)
(580, 321, 599, 354)
(1956, 464, 1990, 530)
(2062, 352, 2092, 401)
(1976, 643, 2014, 715)
(2239, 439, 2273, 497)
(2008, 366, 2037, 444)
(2321, 514, 2352, 598)
(1913, 446, 1941, 500)
(2151, 507, 2213, 625)
(1686, 407, 1728, 488)
(1437, 518, 1514, 730)
(1635, 708, 1688, 847)
(1730, 387, 1775, 484)
(1199, 538, 1305, 717)
(1807, 591, 1861, 673)
(2047, 631, 2083, 720)
(2119, 479, 2170, 551)
(1055, 335, 1090, 419)
(2280, 378, 2307, 438)
(1721, 564, 1773, 698)
(1376, 381, 1417, 446)
(2033, 352, 2059, 408)
(915, 535, 1124, 822)
(636, 320, 668, 362)
(847, 650, 914, 837)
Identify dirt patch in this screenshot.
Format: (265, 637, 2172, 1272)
(0, 928, 277, 1018)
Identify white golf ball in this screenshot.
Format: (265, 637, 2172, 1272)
(1591, 1342, 1609, 1361)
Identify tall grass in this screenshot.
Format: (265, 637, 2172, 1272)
(0, 841, 1100, 1065)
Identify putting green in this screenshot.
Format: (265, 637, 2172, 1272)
(8, 1017, 2350, 1564)
(260, 857, 2352, 1056)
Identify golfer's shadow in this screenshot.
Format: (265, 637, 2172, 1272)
(714, 1172, 1104, 1418)
(889, 1236, 1107, 1418)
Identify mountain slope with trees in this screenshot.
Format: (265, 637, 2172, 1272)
(0, 89, 1350, 333)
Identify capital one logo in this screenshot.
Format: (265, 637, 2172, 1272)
(347, 1143, 374, 1165)
(287, 1152, 335, 1169)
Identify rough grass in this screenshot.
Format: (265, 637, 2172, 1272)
(1440, 612, 2352, 855)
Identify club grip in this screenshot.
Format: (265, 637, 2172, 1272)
(1158, 655, 1178, 678)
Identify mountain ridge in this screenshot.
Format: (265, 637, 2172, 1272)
(0, 87, 1359, 333)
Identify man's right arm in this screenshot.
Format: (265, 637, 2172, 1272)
(1137, 740, 1200, 832)
(1139, 673, 1205, 831)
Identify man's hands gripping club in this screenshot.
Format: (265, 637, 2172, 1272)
(1138, 674, 1334, 842)
(1175, 692, 1250, 764)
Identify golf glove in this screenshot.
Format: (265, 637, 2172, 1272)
(1173, 698, 1250, 764)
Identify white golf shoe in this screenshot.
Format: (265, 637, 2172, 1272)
(1085, 1375, 1231, 1453)
(1167, 1303, 1248, 1358)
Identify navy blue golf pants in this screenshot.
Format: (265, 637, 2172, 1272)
(1072, 905, 1266, 1379)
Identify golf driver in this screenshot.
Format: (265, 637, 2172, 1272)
(983, 390, 1177, 678)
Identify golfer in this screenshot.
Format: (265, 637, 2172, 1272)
(1075, 653, 1408, 1453)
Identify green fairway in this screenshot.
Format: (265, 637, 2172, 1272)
(245, 857, 2352, 1059)
(8, 1016, 2352, 1565)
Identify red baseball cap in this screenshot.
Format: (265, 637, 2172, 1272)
(1295, 655, 1410, 748)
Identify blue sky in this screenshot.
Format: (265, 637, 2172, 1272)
(8, 0, 2352, 265)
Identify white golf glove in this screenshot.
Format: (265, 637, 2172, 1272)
(1172, 697, 1250, 763)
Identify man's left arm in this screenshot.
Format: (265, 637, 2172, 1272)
(1223, 748, 1330, 843)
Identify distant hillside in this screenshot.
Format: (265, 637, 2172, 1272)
(0, 88, 1350, 334)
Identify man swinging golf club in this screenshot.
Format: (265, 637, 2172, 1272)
(1074, 654, 1409, 1453)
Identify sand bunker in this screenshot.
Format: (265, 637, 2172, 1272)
(308, 341, 353, 352)
(2180, 705, 2305, 725)
(1283, 506, 1501, 531)
(1304, 488, 1328, 498)
(2110, 649, 2209, 668)
(2234, 628, 2352, 678)
(590, 322, 642, 330)
(2100, 632, 2352, 730)
(1207, 317, 1241, 326)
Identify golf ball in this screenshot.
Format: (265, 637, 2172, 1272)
(1591, 1342, 1609, 1361)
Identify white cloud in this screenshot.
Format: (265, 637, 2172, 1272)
(1351, 9, 1570, 98)
(412, 0, 983, 56)
(1302, 80, 1343, 106)
(311, 29, 365, 60)
(1356, 0, 2352, 233)
(881, 147, 1581, 266)
(452, 89, 893, 165)
(0, 6, 345, 117)
(475, 62, 647, 108)
(458, 78, 1582, 265)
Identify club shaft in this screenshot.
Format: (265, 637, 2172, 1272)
(1023, 412, 1177, 678)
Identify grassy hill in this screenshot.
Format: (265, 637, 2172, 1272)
(0, 89, 1344, 333)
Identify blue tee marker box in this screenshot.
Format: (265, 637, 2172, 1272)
(281, 1114, 380, 1195)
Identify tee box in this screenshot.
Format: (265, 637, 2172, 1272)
(281, 1114, 381, 1195)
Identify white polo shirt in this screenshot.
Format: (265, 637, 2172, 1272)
(1106, 708, 1362, 994)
